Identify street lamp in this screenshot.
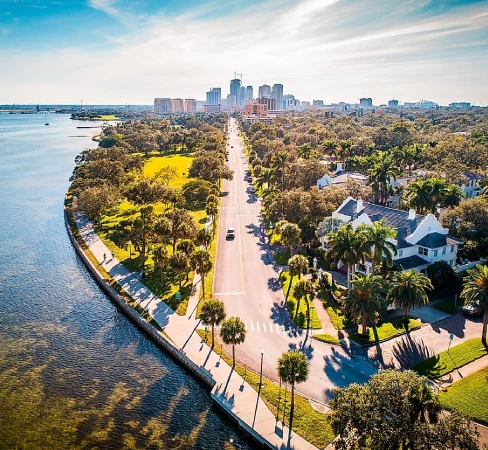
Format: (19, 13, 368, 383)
(258, 349, 264, 394)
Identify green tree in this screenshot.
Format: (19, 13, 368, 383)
(220, 317, 246, 367)
(343, 274, 386, 334)
(190, 249, 213, 300)
(326, 223, 367, 286)
(367, 151, 400, 205)
(441, 184, 465, 208)
(132, 206, 155, 270)
(199, 298, 226, 348)
(330, 370, 469, 450)
(166, 208, 196, 252)
(169, 250, 189, 289)
(286, 255, 309, 301)
(276, 221, 301, 256)
(360, 220, 397, 274)
(293, 279, 316, 330)
(461, 264, 488, 345)
(277, 351, 309, 436)
(77, 185, 119, 227)
(153, 245, 169, 288)
(387, 270, 433, 324)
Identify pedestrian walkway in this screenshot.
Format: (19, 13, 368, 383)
(210, 320, 323, 337)
(437, 354, 488, 388)
(74, 212, 318, 450)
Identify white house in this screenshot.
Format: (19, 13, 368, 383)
(460, 172, 483, 199)
(316, 163, 367, 189)
(330, 197, 462, 273)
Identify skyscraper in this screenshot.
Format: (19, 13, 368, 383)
(184, 99, 196, 113)
(239, 86, 246, 106)
(206, 88, 221, 106)
(230, 78, 241, 104)
(359, 98, 373, 108)
(271, 84, 283, 110)
(258, 84, 271, 99)
(172, 98, 184, 113)
(154, 98, 172, 114)
(246, 86, 253, 102)
(227, 94, 237, 109)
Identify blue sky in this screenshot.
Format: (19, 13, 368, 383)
(1, 0, 487, 104)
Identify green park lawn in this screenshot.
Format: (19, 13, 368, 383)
(318, 287, 353, 330)
(348, 317, 421, 345)
(412, 339, 488, 379)
(439, 365, 488, 424)
(312, 334, 341, 345)
(433, 296, 463, 314)
(280, 272, 321, 329)
(196, 330, 335, 448)
(97, 155, 207, 315)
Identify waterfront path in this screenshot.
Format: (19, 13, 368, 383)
(75, 213, 318, 450)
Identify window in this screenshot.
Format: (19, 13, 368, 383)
(451, 245, 455, 253)
(418, 247, 428, 256)
(398, 250, 403, 258)
(433, 249, 438, 257)
(442, 247, 446, 255)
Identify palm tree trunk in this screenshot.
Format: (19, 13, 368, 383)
(286, 275, 294, 301)
(290, 245, 293, 257)
(289, 383, 295, 436)
(482, 307, 488, 346)
(306, 296, 310, 330)
(232, 344, 235, 367)
(211, 323, 215, 348)
(347, 264, 351, 288)
(201, 273, 205, 300)
(160, 268, 165, 288)
(294, 297, 301, 321)
(362, 311, 368, 335)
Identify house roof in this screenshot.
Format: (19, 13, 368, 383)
(395, 255, 430, 270)
(465, 172, 483, 180)
(416, 232, 462, 248)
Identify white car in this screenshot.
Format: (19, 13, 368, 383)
(226, 227, 235, 239)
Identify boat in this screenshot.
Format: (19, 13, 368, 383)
(44, 113, 49, 126)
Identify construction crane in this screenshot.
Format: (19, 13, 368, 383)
(234, 71, 248, 82)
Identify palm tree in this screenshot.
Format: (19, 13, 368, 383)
(153, 245, 169, 288)
(322, 140, 337, 156)
(293, 279, 316, 330)
(404, 180, 433, 214)
(220, 317, 246, 367)
(441, 184, 465, 208)
(195, 227, 213, 250)
(298, 143, 313, 160)
(169, 251, 189, 289)
(367, 151, 401, 205)
(206, 202, 219, 229)
(276, 221, 301, 256)
(326, 223, 367, 286)
(408, 381, 441, 425)
(286, 255, 309, 301)
(343, 274, 386, 334)
(199, 298, 226, 348)
(277, 351, 309, 435)
(461, 264, 488, 344)
(271, 151, 289, 187)
(190, 249, 213, 300)
(360, 221, 397, 274)
(387, 270, 433, 324)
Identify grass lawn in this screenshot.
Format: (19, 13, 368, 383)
(348, 317, 421, 345)
(439, 365, 488, 424)
(280, 272, 321, 329)
(274, 250, 291, 265)
(312, 334, 341, 345)
(96, 155, 207, 315)
(318, 288, 353, 330)
(412, 339, 488, 379)
(196, 330, 335, 448)
(433, 296, 463, 314)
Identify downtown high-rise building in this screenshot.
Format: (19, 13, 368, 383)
(258, 84, 271, 99)
(154, 98, 172, 114)
(230, 78, 241, 105)
(206, 88, 221, 106)
(172, 98, 184, 113)
(184, 99, 196, 113)
(246, 86, 253, 102)
(359, 98, 373, 108)
(239, 86, 246, 106)
(271, 84, 283, 110)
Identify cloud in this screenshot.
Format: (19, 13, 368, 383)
(1, 0, 488, 104)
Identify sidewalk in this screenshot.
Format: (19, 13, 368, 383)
(74, 213, 318, 450)
(437, 354, 488, 388)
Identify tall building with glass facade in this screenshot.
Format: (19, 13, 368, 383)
(230, 78, 241, 105)
(206, 88, 221, 106)
(271, 84, 283, 110)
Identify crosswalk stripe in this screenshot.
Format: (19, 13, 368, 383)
(256, 322, 260, 332)
(282, 325, 287, 334)
(250, 321, 254, 331)
(276, 324, 281, 334)
(269, 323, 273, 333)
(245, 321, 248, 331)
(262, 323, 267, 333)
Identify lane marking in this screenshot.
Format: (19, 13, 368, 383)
(214, 292, 245, 295)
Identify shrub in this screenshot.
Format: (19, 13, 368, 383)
(426, 261, 460, 291)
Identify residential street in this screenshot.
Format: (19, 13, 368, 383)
(214, 118, 376, 402)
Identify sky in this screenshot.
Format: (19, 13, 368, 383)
(0, 0, 487, 105)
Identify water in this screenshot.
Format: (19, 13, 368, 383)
(0, 114, 252, 450)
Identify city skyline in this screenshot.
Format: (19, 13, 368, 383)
(1, 0, 487, 104)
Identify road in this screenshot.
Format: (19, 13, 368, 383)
(214, 118, 376, 403)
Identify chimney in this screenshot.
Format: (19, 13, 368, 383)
(335, 162, 343, 174)
(408, 209, 416, 220)
(357, 199, 364, 213)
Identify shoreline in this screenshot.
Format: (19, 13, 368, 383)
(64, 200, 319, 450)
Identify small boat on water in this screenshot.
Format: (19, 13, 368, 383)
(44, 113, 49, 126)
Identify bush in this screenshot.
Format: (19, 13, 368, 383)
(426, 261, 460, 291)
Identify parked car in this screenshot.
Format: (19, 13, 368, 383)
(463, 300, 484, 316)
(226, 227, 235, 239)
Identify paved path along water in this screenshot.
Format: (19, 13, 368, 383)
(75, 213, 318, 450)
